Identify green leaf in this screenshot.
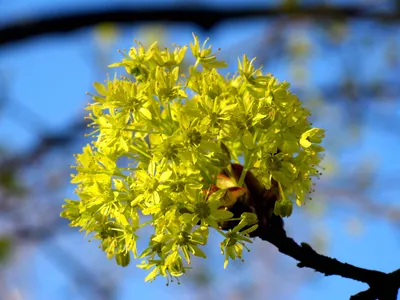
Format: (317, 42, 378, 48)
(241, 212, 258, 225)
(114, 211, 130, 226)
(208, 188, 226, 204)
(216, 174, 236, 189)
(180, 213, 195, 224)
(159, 170, 172, 182)
(94, 82, 108, 96)
(119, 136, 129, 152)
(242, 224, 258, 235)
(131, 194, 144, 206)
(190, 245, 207, 259)
(140, 107, 152, 120)
(274, 200, 293, 217)
(223, 256, 229, 269)
(205, 61, 228, 69)
(108, 62, 124, 68)
(116, 252, 130, 267)
(165, 251, 179, 266)
(300, 137, 312, 148)
(152, 234, 172, 244)
(145, 267, 159, 282)
(227, 246, 236, 260)
(213, 209, 234, 220)
(181, 247, 191, 264)
(242, 130, 254, 149)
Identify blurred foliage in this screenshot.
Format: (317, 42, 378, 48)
(94, 23, 119, 46)
(0, 237, 12, 264)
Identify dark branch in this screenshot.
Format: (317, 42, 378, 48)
(350, 269, 400, 300)
(212, 164, 400, 299)
(2, 6, 400, 47)
(260, 231, 382, 283)
(258, 229, 400, 300)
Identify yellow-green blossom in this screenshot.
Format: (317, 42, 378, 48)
(61, 34, 325, 283)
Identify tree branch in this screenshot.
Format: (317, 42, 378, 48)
(215, 164, 400, 298)
(2, 5, 400, 47)
(258, 229, 399, 300)
(351, 269, 400, 300)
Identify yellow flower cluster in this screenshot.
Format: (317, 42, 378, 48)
(61, 34, 325, 283)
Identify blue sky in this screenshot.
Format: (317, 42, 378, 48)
(1, 1, 400, 300)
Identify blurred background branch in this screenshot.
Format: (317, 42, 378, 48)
(2, 5, 400, 46)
